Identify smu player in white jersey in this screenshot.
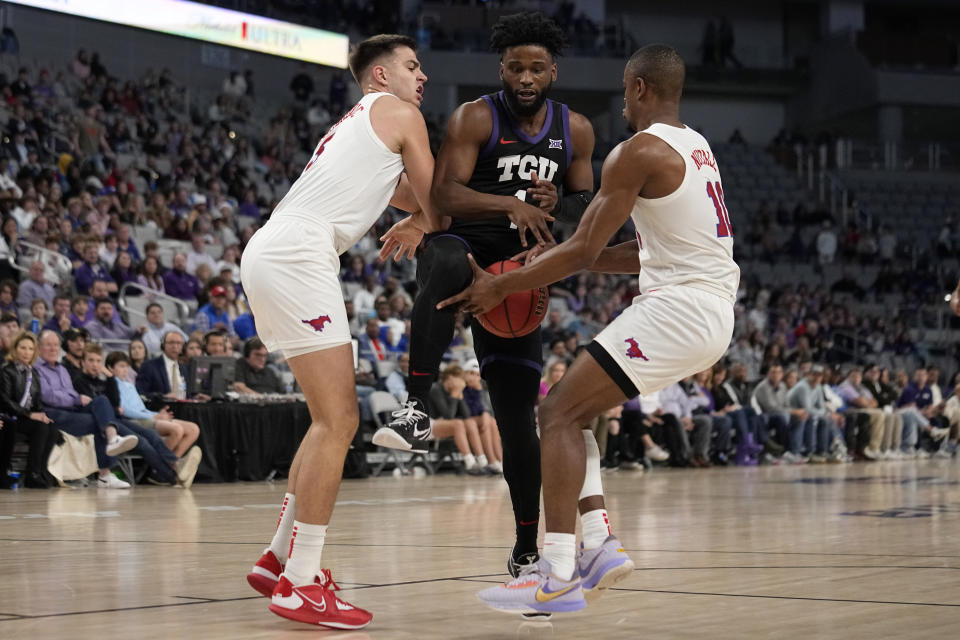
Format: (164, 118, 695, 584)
(439, 44, 739, 615)
(240, 35, 442, 629)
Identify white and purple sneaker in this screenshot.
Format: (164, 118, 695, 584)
(578, 535, 635, 603)
(477, 557, 586, 615)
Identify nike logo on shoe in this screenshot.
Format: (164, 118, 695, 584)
(535, 582, 580, 603)
(412, 423, 431, 439)
(299, 590, 328, 613)
(500, 137, 518, 144)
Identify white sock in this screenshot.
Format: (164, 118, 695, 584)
(489, 460, 503, 473)
(464, 453, 477, 469)
(477, 454, 489, 467)
(284, 521, 327, 586)
(581, 509, 612, 550)
(542, 532, 577, 581)
(267, 493, 296, 562)
(579, 430, 604, 499)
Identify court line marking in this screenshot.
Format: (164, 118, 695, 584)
(1, 537, 958, 560)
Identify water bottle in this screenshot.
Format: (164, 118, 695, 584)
(29, 318, 39, 334)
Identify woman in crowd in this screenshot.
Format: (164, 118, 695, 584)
(127, 337, 147, 377)
(0, 331, 60, 488)
(136, 255, 165, 295)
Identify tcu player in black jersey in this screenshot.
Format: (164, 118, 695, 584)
(375, 13, 634, 591)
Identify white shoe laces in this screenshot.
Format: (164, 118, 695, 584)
(389, 402, 427, 426)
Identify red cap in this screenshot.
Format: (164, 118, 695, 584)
(210, 285, 228, 297)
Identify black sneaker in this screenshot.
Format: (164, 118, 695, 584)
(372, 399, 432, 454)
(507, 546, 540, 579)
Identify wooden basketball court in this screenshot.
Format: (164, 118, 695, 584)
(1, 460, 958, 639)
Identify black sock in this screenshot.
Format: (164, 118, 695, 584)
(486, 362, 542, 555)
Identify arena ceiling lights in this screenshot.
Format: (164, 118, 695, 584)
(7, 0, 349, 68)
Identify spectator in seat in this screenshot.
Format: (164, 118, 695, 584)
(136, 255, 166, 295)
(357, 317, 386, 372)
(84, 298, 143, 341)
(385, 352, 409, 401)
(234, 337, 284, 395)
(693, 369, 733, 466)
(861, 364, 903, 458)
(185, 232, 217, 276)
(712, 363, 763, 465)
(16, 261, 54, 310)
(127, 338, 147, 379)
(0, 280, 18, 319)
(461, 359, 503, 474)
(837, 366, 885, 460)
(141, 303, 186, 356)
(202, 330, 227, 356)
(183, 337, 203, 361)
(194, 285, 234, 335)
(659, 379, 709, 467)
(35, 330, 136, 488)
(753, 364, 807, 460)
(786, 365, 839, 463)
(0, 331, 60, 488)
(681, 375, 714, 467)
(43, 294, 73, 335)
(137, 330, 189, 400)
(114, 224, 141, 263)
(28, 299, 48, 333)
(898, 368, 949, 457)
(162, 253, 201, 302)
(429, 365, 491, 475)
(74, 343, 197, 486)
(111, 251, 139, 291)
(60, 327, 88, 379)
(75, 242, 117, 295)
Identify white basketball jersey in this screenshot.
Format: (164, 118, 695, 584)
(271, 92, 405, 254)
(631, 123, 740, 302)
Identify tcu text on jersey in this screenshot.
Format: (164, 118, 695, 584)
(496, 154, 559, 183)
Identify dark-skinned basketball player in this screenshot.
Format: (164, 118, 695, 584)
(373, 12, 635, 601)
(440, 44, 739, 615)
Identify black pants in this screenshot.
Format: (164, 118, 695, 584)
(0, 416, 60, 478)
(408, 234, 543, 552)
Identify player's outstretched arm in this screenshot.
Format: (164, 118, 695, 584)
(437, 140, 646, 314)
(431, 101, 554, 246)
(589, 241, 640, 274)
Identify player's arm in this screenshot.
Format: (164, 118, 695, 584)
(589, 241, 640, 274)
(432, 101, 553, 246)
(372, 95, 444, 233)
(437, 140, 647, 314)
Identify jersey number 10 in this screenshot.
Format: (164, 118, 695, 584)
(706, 181, 733, 238)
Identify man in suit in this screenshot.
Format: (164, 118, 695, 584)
(137, 330, 189, 399)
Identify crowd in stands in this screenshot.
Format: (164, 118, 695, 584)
(1, 38, 957, 489)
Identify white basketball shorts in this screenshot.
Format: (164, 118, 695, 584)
(589, 285, 734, 398)
(241, 218, 351, 358)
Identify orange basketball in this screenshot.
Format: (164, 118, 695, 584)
(476, 259, 549, 338)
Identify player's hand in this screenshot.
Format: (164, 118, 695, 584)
(526, 171, 558, 213)
(950, 280, 960, 316)
(507, 199, 555, 248)
(436, 254, 506, 315)
(379, 217, 424, 262)
(510, 238, 556, 264)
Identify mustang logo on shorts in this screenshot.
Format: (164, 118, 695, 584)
(301, 315, 332, 332)
(624, 338, 649, 361)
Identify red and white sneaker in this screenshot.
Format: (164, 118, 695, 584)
(247, 550, 341, 598)
(270, 575, 372, 629)
(247, 549, 284, 597)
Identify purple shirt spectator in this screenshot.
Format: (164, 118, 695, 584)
(85, 316, 136, 340)
(36, 359, 82, 408)
(75, 262, 114, 295)
(163, 253, 201, 300)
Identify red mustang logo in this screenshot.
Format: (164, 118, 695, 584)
(302, 315, 332, 332)
(624, 338, 649, 361)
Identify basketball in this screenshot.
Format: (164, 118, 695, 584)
(476, 260, 549, 338)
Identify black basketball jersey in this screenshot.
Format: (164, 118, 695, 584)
(440, 91, 572, 267)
